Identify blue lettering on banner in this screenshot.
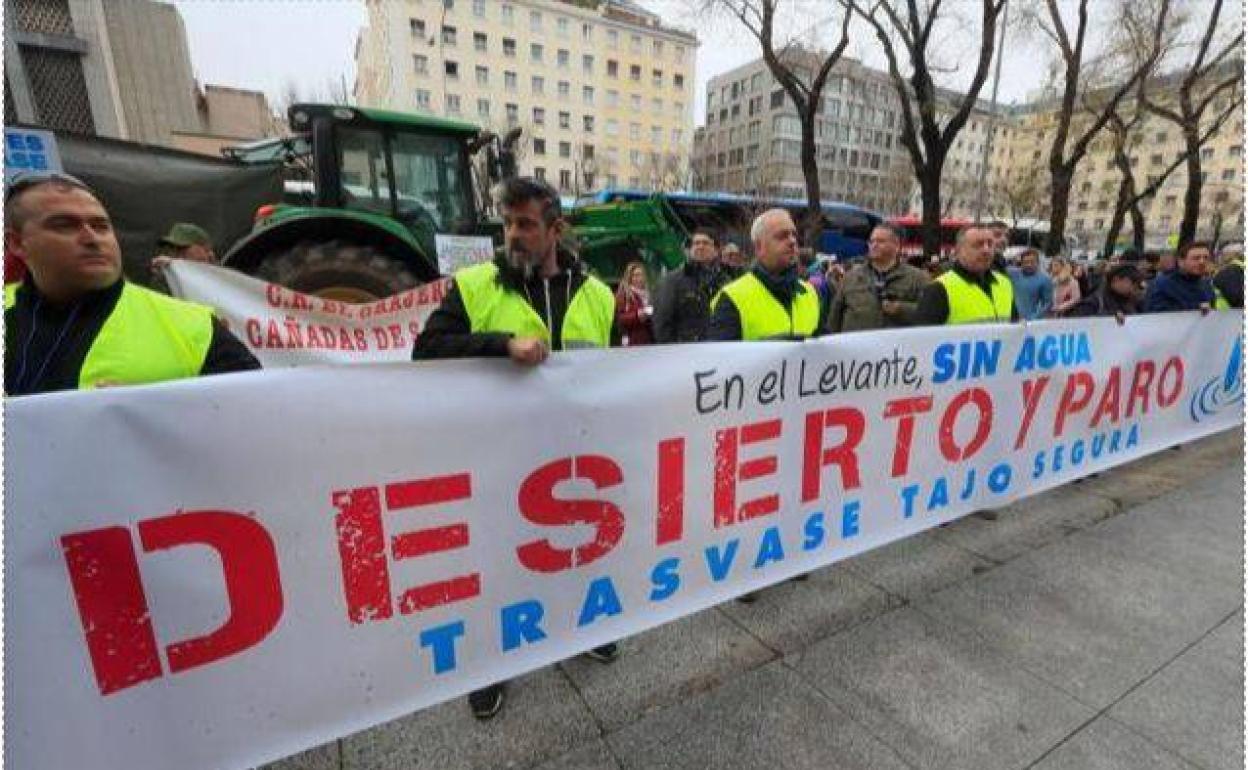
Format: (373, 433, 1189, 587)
(927, 477, 950, 511)
(753, 526, 785, 569)
(649, 557, 681, 601)
(803, 512, 825, 550)
(900, 484, 921, 518)
(501, 600, 547, 651)
(578, 577, 623, 627)
(987, 463, 1012, 493)
(1013, 332, 1093, 373)
(933, 340, 1001, 384)
(704, 539, 740, 582)
(419, 621, 466, 675)
(841, 500, 861, 537)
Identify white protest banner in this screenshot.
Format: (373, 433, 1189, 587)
(5, 313, 1242, 770)
(435, 233, 495, 274)
(163, 260, 450, 366)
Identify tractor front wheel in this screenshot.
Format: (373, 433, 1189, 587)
(255, 240, 420, 303)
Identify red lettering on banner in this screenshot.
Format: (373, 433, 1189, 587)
(61, 511, 283, 695)
(1090, 367, 1123, 427)
(881, 397, 932, 477)
(714, 419, 783, 525)
(334, 473, 478, 623)
(1157, 357, 1183, 407)
(801, 408, 864, 501)
(939, 388, 993, 461)
(1125, 360, 1156, 417)
(516, 456, 625, 572)
(138, 511, 283, 675)
(656, 437, 685, 545)
(1055, 372, 1095, 436)
(265, 284, 284, 308)
(1014, 376, 1051, 449)
(61, 527, 162, 695)
(245, 318, 263, 347)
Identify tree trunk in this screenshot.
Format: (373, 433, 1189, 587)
(919, 170, 943, 258)
(799, 113, 825, 251)
(1103, 176, 1133, 257)
(1130, 202, 1147, 256)
(1178, 125, 1203, 248)
(1045, 164, 1074, 256)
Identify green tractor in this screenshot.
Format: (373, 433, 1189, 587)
(224, 103, 689, 299)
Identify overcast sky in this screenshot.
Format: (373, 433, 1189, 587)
(169, 0, 1084, 123)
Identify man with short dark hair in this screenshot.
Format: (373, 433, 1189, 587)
(913, 225, 1018, 325)
(1008, 248, 1053, 320)
(1144, 241, 1216, 313)
(652, 228, 730, 342)
(1070, 262, 1142, 321)
(4, 172, 259, 396)
(411, 176, 619, 720)
(827, 223, 929, 333)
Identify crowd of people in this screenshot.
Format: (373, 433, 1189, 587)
(4, 170, 1243, 722)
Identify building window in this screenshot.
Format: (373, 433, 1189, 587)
(532, 76, 545, 94)
(414, 55, 428, 74)
(559, 170, 572, 190)
(608, 29, 619, 48)
(651, 126, 662, 144)
(558, 81, 570, 99)
(583, 144, 594, 160)
(672, 128, 683, 144)
(531, 44, 543, 63)
(475, 65, 488, 85)
(416, 89, 431, 110)
(410, 18, 426, 37)
(441, 25, 457, 45)
(501, 4, 513, 25)
(1230, 146, 1242, 156)
(503, 38, 516, 57)
(445, 94, 461, 114)
(630, 64, 641, 81)
(770, 90, 785, 109)
(559, 111, 570, 129)
(1150, 154, 1163, 166)
(559, 141, 571, 158)
(584, 115, 595, 133)
(607, 119, 619, 136)
(652, 98, 663, 112)
(530, 10, 541, 30)
(583, 86, 595, 105)
(652, 69, 663, 87)
(477, 99, 490, 117)
(674, 74, 685, 90)
(557, 16, 569, 36)
(505, 71, 517, 91)
(607, 59, 619, 77)
(582, 23, 593, 41)
(1201, 147, 1214, 160)
(583, 55, 594, 75)
(1223, 169, 1236, 181)
(506, 103, 519, 124)
(535, 167, 546, 181)
(631, 94, 642, 110)
(474, 32, 487, 51)
(630, 122, 640, 140)
(533, 107, 546, 125)
(630, 34, 641, 52)
(534, 138, 546, 155)
(630, 149, 642, 166)
(444, 61, 459, 79)
(606, 90, 619, 107)
(473, 0, 486, 16)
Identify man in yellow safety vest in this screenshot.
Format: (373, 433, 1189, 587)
(4, 172, 259, 396)
(412, 176, 619, 720)
(913, 224, 1018, 325)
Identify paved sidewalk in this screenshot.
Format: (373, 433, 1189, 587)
(266, 430, 1244, 770)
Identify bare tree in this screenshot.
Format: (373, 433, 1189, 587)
(844, 0, 1007, 257)
(1026, 0, 1171, 255)
(700, 0, 851, 246)
(1138, 0, 1244, 248)
(996, 158, 1049, 227)
(877, 159, 914, 214)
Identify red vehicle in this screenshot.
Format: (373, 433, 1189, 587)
(886, 215, 972, 261)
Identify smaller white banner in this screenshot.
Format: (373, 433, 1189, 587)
(435, 234, 494, 274)
(163, 260, 449, 367)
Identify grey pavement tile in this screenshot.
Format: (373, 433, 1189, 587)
(531, 739, 620, 770)
(789, 606, 1094, 770)
(340, 667, 599, 770)
(841, 529, 996, 601)
(1030, 717, 1200, 770)
(715, 563, 898, 654)
(921, 507, 1239, 710)
(608, 661, 911, 770)
(559, 608, 775, 732)
(931, 484, 1120, 563)
(1111, 614, 1245, 770)
(258, 740, 340, 770)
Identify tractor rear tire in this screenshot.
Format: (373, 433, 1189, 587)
(255, 240, 420, 303)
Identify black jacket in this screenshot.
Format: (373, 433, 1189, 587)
(5, 277, 260, 397)
(1213, 262, 1244, 309)
(652, 260, 731, 343)
(412, 250, 615, 359)
(913, 263, 1020, 325)
(1068, 287, 1141, 317)
(705, 264, 828, 341)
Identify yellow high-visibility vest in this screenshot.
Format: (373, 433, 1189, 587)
(712, 271, 820, 340)
(936, 269, 1014, 325)
(455, 262, 613, 349)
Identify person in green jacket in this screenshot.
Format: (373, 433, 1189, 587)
(827, 223, 930, 333)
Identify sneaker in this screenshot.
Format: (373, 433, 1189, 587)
(737, 591, 760, 604)
(468, 684, 505, 720)
(584, 643, 619, 663)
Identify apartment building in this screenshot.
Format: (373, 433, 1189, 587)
(354, 0, 697, 195)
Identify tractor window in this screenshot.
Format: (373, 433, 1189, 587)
(336, 127, 391, 214)
(389, 132, 470, 232)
